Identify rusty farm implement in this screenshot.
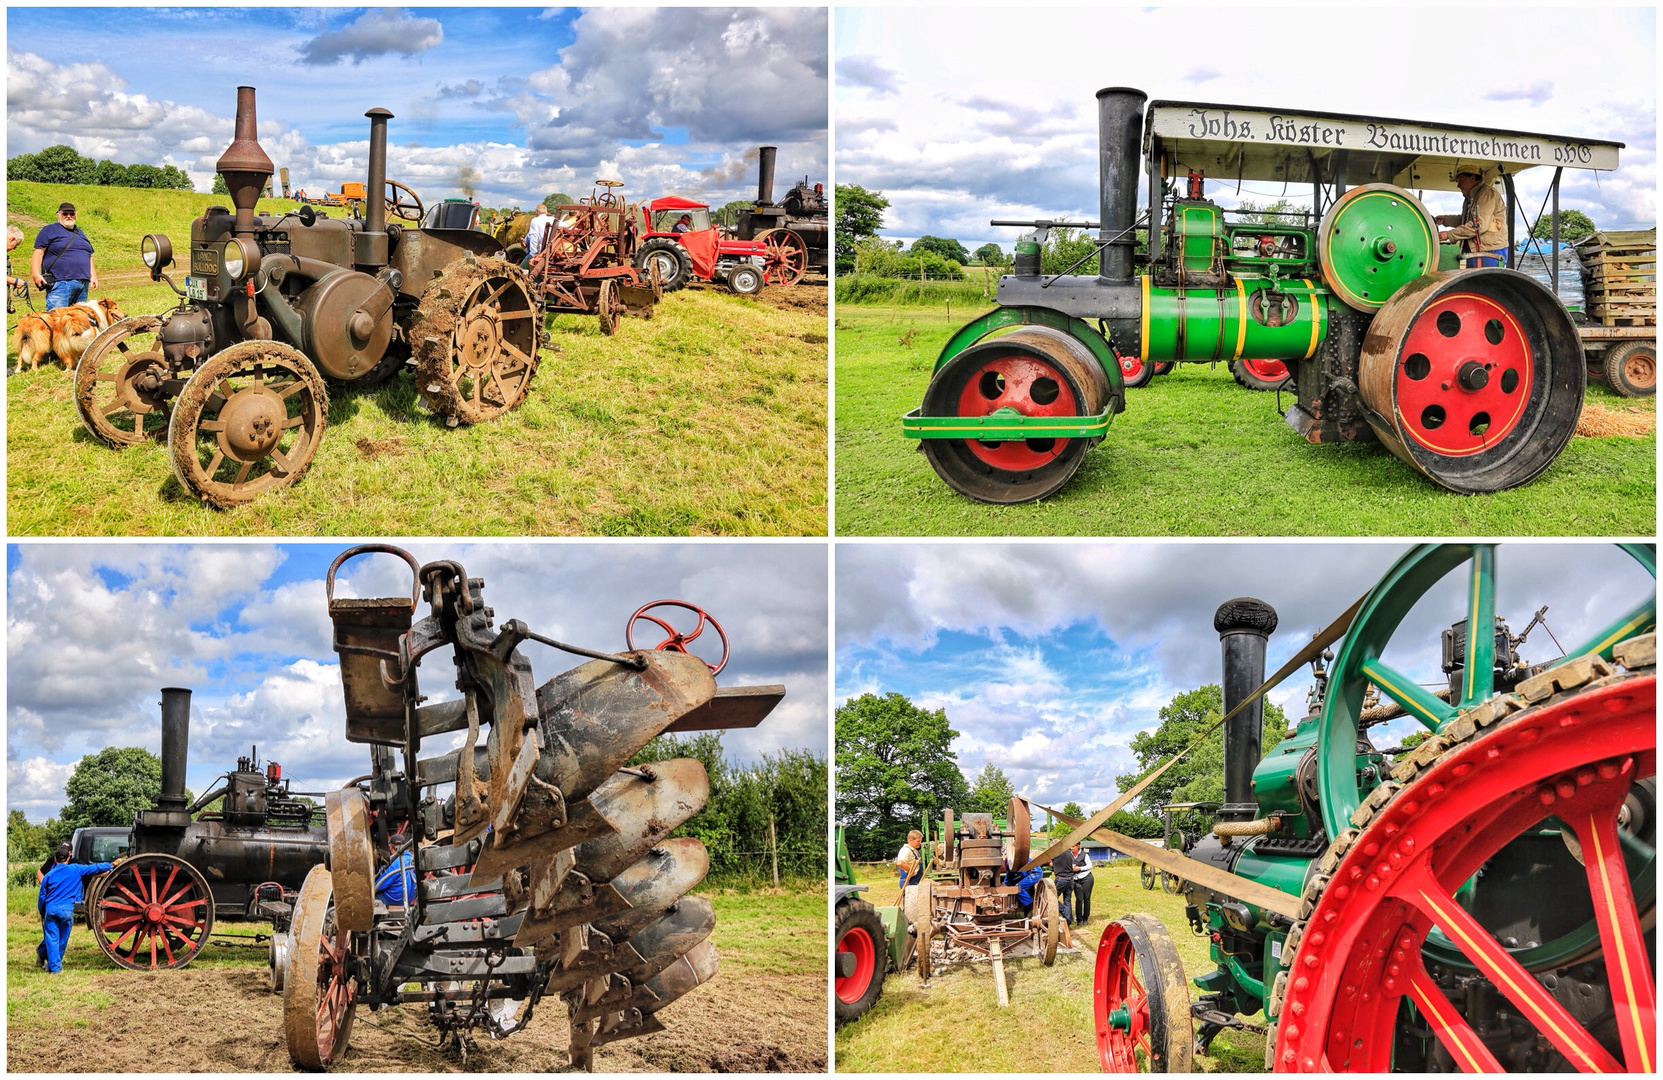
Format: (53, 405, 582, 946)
(277, 544, 784, 1069)
(528, 182, 663, 335)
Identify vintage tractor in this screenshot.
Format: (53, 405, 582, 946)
(280, 544, 786, 1068)
(834, 824, 904, 1024)
(734, 146, 829, 286)
(903, 89, 1623, 502)
(81, 687, 330, 974)
(529, 182, 663, 334)
(75, 86, 541, 507)
(633, 198, 770, 296)
(1046, 543, 1656, 1072)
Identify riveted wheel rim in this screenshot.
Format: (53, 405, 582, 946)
(91, 854, 213, 970)
(1395, 292, 1534, 454)
(836, 925, 877, 1004)
(73, 316, 175, 447)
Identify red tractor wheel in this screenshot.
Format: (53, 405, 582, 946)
(760, 229, 808, 286)
(1274, 663, 1656, 1072)
(1120, 354, 1155, 388)
(89, 853, 214, 970)
(1095, 914, 1194, 1071)
(1231, 358, 1290, 391)
(835, 898, 887, 1024)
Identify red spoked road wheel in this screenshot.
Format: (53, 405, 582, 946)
(834, 898, 886, 1024)
(920, 326, 1112, 503)
(1095, 914, 1193, 1071)
(89, 853, 214, 970)
(759, 228, 808, 286)
(1120, 354, 1154, 389)
(1231, 357, 1290, 391)
(1274, 666, 1656, 1072)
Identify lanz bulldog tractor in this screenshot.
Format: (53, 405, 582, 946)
(1037, 543, 1655, 1072)
(75, 86, 542, 507)
(903, 89, 1623, 503)
(280, 544, 786, 1069)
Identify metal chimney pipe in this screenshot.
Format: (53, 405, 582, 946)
(360, 106, 393, 267)
(157, 687, 193, 811)
(1214, 599, 1277, 822)
(1095, 87, 1147, 285)
(215, 87, 274, 240)
(756, 146, 778, 206)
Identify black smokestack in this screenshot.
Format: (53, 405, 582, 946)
(1095, 87, 1146, 285)
(1214, 599, 1277, 822)
(757, 146, 778, 205)
(158, 687, 193, 811)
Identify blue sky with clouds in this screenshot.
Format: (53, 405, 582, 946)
(8, 542, 828, 821)
(836, 6, 1655, 249)
(836, 543, 1654, 810)
(7, 6, 826, 209)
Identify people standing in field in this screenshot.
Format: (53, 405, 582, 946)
(31, 203, 98, 310)
(36, 842, 114, 973)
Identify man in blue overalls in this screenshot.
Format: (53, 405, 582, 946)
(37, 843, 115, 973)
(375, 848, 416, 908)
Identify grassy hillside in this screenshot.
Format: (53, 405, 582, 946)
(6, 181, 828, 536)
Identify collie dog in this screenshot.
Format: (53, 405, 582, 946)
(13, 297, 127, 372)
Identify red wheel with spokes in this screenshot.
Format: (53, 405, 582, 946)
(1231, 357, 1290, 391)
(1095, 913, 1193, 1071)
(89, 853, 214, 970)
(1274, 666, 1656, 1072)
(285, 865, 357, 1070)
(760, 229, 808, 286)
(626, 600, 729, 675)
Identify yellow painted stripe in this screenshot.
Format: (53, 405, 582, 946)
(1410, 979, 1488, 1072)
(1302, 279, 1322, 358)
(1587, 812, 1651, 1072)
(1140, 274, 1151, 363)
(1233, 279, 1247, 360)
(1420, 888, 1609, 1072)
(1466, 560, 1483, 705)
(1589, 610, 1655, 657)
(1363, 662, 1445, 728)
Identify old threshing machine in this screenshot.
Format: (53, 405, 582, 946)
(279, 544, 784, 1069)
(903, 90, 1623, 502)
(734, 146, 829, 286)
(85, 686, 330, 973)
(75, 86, 541, 507)
(1030, 543, 1655, 1072)
(529, 182, 663, 334)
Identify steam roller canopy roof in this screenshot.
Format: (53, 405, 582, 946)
(1144, 99, 1622, 191)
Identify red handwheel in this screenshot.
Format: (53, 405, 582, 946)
(626, 600, 729, 675)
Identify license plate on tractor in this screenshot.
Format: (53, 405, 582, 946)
(183, 276, 207, 301)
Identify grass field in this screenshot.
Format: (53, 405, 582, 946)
(834, 303, 1655, 537)
(6, 181, 828, 536)
(835, 860, 1266, 1072)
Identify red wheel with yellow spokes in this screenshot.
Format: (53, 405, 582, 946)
(626, 600, 729, 675)
(1095, 913, 1193, 1071)
(89, 853, 214, 970)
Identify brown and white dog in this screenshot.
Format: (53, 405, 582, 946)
(12, 297, 127, 372)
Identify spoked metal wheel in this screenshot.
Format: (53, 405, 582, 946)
(73, 315, 176, 447)
(1358, 269, 1585, 492)
(1231, 357, 1290, 391)
(1275, 662, 1656, 1071)
(760, 228, 808, 286)
(1035, 877, 1061, 965)
(1095, 913, 1194, 1071)
(89, 853, 214, 970)
(285, 865, 356, 1070)
(1160, 872, 1181, 895)
(1139, 862, 1158, 891)
(596, 278, 624, 336)
(167, 341, 328, 508)
(412, 256, 542, 424)
(1120, 353, 1155, 389)
(920, 326, 1112, 503)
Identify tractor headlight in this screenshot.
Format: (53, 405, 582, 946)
(140, 233, 173, 271)
(222, 238, 258, 282)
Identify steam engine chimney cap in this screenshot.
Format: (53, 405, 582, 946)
(365, 107, 394, 120)
(1214, 597, 1278, 636)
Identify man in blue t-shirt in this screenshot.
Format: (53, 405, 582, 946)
(31, 202, 99, 310)
(375, 849, 416, 907)
(37, 843, 115, 973)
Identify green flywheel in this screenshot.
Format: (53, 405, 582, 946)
(1317, 183, 1439, 312)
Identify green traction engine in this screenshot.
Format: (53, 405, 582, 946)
(1092, 544, 1655, 1072)
(903, 89, 1621, 503)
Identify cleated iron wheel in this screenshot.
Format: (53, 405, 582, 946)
(73, 315, 176, 447)
(1603, 340, 1656, 398)
(412, 256, 542, 425)
(835, 897, 887, 1024)
(596, 278, 623, 336)
(920, 325, 1112, 504)
(285, 865, 356, 1070)
(167, 341, 328, 508)
(636, 238, 690, 293)
(1231, 357, 1290, 391)
(1120, 353, 1155, 389)
(760, 228, 808, 286)
(89, 853, 214, 970)
(1095, 913, 1194, 1072)
(1357, 268, 1585, 492)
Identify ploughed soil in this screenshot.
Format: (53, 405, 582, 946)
(685, 278, 828, 317)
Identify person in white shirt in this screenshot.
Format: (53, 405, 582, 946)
(522, 204, 555, 268)
(895, 829, 924, 892)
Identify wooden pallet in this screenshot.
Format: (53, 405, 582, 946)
(1578, 229, 1656, 325)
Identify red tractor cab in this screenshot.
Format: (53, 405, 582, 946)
(634, 196, 767, 295)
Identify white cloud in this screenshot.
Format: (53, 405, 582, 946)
(7, 756, 76, 818)
(298, 8, 444, 67)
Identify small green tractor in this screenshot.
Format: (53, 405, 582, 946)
(834, 825, 908, 1024)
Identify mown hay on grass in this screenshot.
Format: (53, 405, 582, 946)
(1577, 400, 1656, 438)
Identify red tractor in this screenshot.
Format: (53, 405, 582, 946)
(633, 197, 769, 295)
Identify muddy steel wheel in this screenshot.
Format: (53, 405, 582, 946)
(285, 865, 356, 1070)
(412, 256, 541, 424)
(1036, 877, 1060, 965)
(1231, 357, 1290, 391)
(921, 325, 1112, 503)
(1095, 913, 1194, 1072)
(73, 315, 174, 447)
(1358, 268, 1584, 493)
(168, 341, 328, 508)
(1604, 340, 1656, 398)
(835, 898, 887, 1024)
(324, 790, 375, 933)
(90, 853, 214, 970)
(597, 278, 623, 336)
(1274, 657, 1656, 1071)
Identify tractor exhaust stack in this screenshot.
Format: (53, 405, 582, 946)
(756, 146, 778, 206)
(1095, 87, 1146, 286)
(1215, 599, 1277, 822)
(360, 107, 393, 268)
(216, 87, 274, 241)
(157, 687, 193, 812)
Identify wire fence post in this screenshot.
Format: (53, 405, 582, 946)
(769, 813, 780, 888)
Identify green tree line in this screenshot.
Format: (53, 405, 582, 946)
(8, 145, 195, 191)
